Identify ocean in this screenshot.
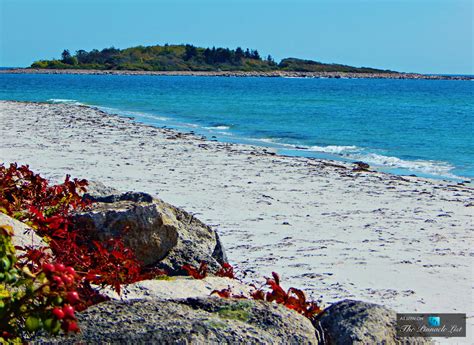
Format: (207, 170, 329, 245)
(0, 73, 472, 181)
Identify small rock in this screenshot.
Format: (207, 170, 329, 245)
(316, 299, 433, 344)
(352, 161, 370, 171)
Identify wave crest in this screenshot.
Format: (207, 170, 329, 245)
(254, 139, 461, 179)
(350, 153, 459, 178)
(308, 145, 359, 154)
(47, 99, 83, 105)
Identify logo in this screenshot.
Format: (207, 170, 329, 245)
(428, 316, 441, 327)
(397, 313, 466, 337)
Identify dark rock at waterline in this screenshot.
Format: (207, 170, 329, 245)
(73, 191, 226, 272)
(352, 161, 370, 171)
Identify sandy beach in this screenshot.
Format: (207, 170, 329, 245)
(0, 101, 472, 338)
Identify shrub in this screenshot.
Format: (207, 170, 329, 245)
(0, 225, 80, 342)
(0, 163, 165, 340)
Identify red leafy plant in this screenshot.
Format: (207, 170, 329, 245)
(182, 261, 236, 280)
(183, 262, 322, 320)
(182, 261, 208, 279)
(0, 163, 165, 338)
(206, 266, 322, 321)
(0, 164, 154, 292)
(1, 225, 81, 342)
(210, 287, 247, 299)
(215, 262, 236, 279)
(251, 272, 322, 319)
(0, 163, 88, 232)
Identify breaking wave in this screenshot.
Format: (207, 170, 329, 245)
(246, 138, 461, 179)
(47, 99, 84, 105)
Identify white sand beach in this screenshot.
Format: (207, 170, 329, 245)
(0, 101, 472, 340)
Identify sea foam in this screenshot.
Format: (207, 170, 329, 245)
(348, 153, 459, 179)
(204, 125, 231, 130)
(307, 145, 359, 154)
(47, 99, 84, 105)
(258, 140, 460, 179)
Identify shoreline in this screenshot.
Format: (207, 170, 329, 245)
(0, 101, 473, 338)
(1, 68, 472, 80)
(22, 100, 474, 182)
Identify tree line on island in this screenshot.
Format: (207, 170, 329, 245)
(31, 44, 393, 73)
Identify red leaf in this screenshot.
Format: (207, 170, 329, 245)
(216, 262, 235, 279)
(211, 288, 232, 298)
(271, 272, 280, 286)
(182, 261, 208, 279)
(250, 289, 265, 300)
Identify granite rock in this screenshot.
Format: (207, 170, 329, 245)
(73, 191, 227, 272)
(38, 297, 318, 344)
(316, 299, 433, 344)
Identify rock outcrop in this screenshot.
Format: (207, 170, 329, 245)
(73, 191, 226, 272)
(316, 299, 433, 344)
(39, 297, 318, 344)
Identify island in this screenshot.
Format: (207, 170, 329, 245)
(2, 44, 471, 80)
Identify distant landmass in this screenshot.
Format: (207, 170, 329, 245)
(31, 44, 394, 73)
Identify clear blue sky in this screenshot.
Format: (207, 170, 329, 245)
(0, 0, 472, 74)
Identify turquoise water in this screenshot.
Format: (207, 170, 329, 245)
(0, 73, 473, 180)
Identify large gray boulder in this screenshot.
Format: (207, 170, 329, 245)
(316, 299, 433, 344)
(42, 297, 318, 344)
(73, 191, 226, 273)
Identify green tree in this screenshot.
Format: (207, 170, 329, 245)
(266, 55, 276, 66)
(75, 50, 88, 64)
(203, 48, 213, 64)
(184, 44, 197, 61)
(60, 50, 77, 65)
(235, 47, 244, 63)
(251, 50, 260, 60)
(61, 49, 72, 62)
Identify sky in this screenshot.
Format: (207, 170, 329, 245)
(0, 0, 472, 74)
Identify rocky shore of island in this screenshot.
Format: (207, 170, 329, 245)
(1, 68, 472, 80)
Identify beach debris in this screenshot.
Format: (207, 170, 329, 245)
(352, 161, 370, 171)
